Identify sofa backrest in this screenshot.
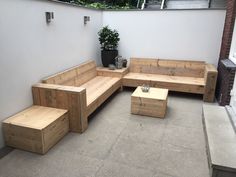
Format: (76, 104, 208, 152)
(130, 58, 206, 78)
(42, 60, 97, 86)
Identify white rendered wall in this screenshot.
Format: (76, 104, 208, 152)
(0, 0, 103, 148)
(103, 10, 226, 65)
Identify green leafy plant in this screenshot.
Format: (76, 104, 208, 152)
(98, 26, 120, 50)
(86, 2, 109, 9)
(58, 0, 137, 9)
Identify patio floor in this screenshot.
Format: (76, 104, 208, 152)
(0, 89, 210, 177)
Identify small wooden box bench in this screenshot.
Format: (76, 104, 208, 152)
(123, 58, 218, 102)
(32, 60, 122, 133)
(131, 86, 168, 118)
(3, 106, 69, 154)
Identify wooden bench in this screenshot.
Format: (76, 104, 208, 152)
(123, 58, 218, 102)
(32, 60, 122, 133)
(3, 106, 69, 154)
(202, 104, 236, 177)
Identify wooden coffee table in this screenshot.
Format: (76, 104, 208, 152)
(131, 86, 168, 118)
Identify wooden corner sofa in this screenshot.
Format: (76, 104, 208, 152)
(32, 60, 122, 133)
(3, 58, 218, 154)
(32, 58, 217, 133)
(123, 58, 218, 102)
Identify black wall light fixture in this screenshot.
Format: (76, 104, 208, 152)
(84, 16, 90, 25)
(46, 12, 54, 24)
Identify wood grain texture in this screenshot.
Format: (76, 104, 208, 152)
(123, 58, 217, 102)
(36, 61, 123, 131)
(123, 72, 205, 94)
(42, 60, 97, 86)
(130, 58, 205, 78)
(3, 106, 68, 129)
(131, 87, 168, 118)
(3, 106, 69, 154)
(80, 76, 121, 106)
(97, 67, 129, 78)
(85, 78, 122, 116)
(32, 83, 88, 133)
(203, 64, 218, 102)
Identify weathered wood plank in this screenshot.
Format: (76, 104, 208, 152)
(75, 68, 97, 86)
(123, 73, 205, 94)
(131, 87, 168, 118)
(203, 64, 218, 102)
(32, 87, 41, 105)
(32, 83, 87, 133)
(130, 58, 205, 78)
(84, 77, 122, 116)
(97, 67, 129, 78)
(3, 106, 69, 154)
(81, 76, 121, 106)
(42, 114, 69, 153)
(42, 60, 96, 86)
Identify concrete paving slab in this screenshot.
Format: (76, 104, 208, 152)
(120, 119, 166, 144)
(107, 136, 162, 171)
(0, 91, 210, 177)
(203, 104, 236, 172)
(163, 124, 206, 150)
(156, 143, 209, 177)
(0, 149, 103, 177)
(153, 171, 176, 177)
(166, 110, 203, 129)
(95, 161, 155, 177)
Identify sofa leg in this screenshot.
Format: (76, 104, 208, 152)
(119, 86, 123, 92)
(78, 89, 88, 133)
(80, 115, 88, 133)
(203, 93, 215, 103)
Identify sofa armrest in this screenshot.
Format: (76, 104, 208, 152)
(203, 64, 218, 102)
(32, 83, 87, 133)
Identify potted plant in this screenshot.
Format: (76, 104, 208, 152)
(98, 26, 120, 67)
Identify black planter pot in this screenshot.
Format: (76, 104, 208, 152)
(101, 50, 118, 67)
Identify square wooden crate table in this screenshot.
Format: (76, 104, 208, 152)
(131, 86, 168, 118)
(3, 106, 69, 154)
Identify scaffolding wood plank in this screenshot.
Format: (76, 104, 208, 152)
(130, 58, 205, 78)
(131, 86, 168, 118)
(3, 106, 69, 154)
(97, 67, 129, 78)
(85, 77, 122, 116)
(32, 83, 88, 133)
(42, 60, 97, 86)
(123, 72, 205, 94)
(203, 64, 218, 102)
(123, 58, 217, 102)
(34, 60, 122, 132)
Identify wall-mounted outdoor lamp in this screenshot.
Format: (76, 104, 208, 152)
(46, 12, 54, 24)
(84, 16, 90, 25)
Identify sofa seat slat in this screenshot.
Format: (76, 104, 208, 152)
(123, 72, 205, 94)
(81, 76, 121, 106)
